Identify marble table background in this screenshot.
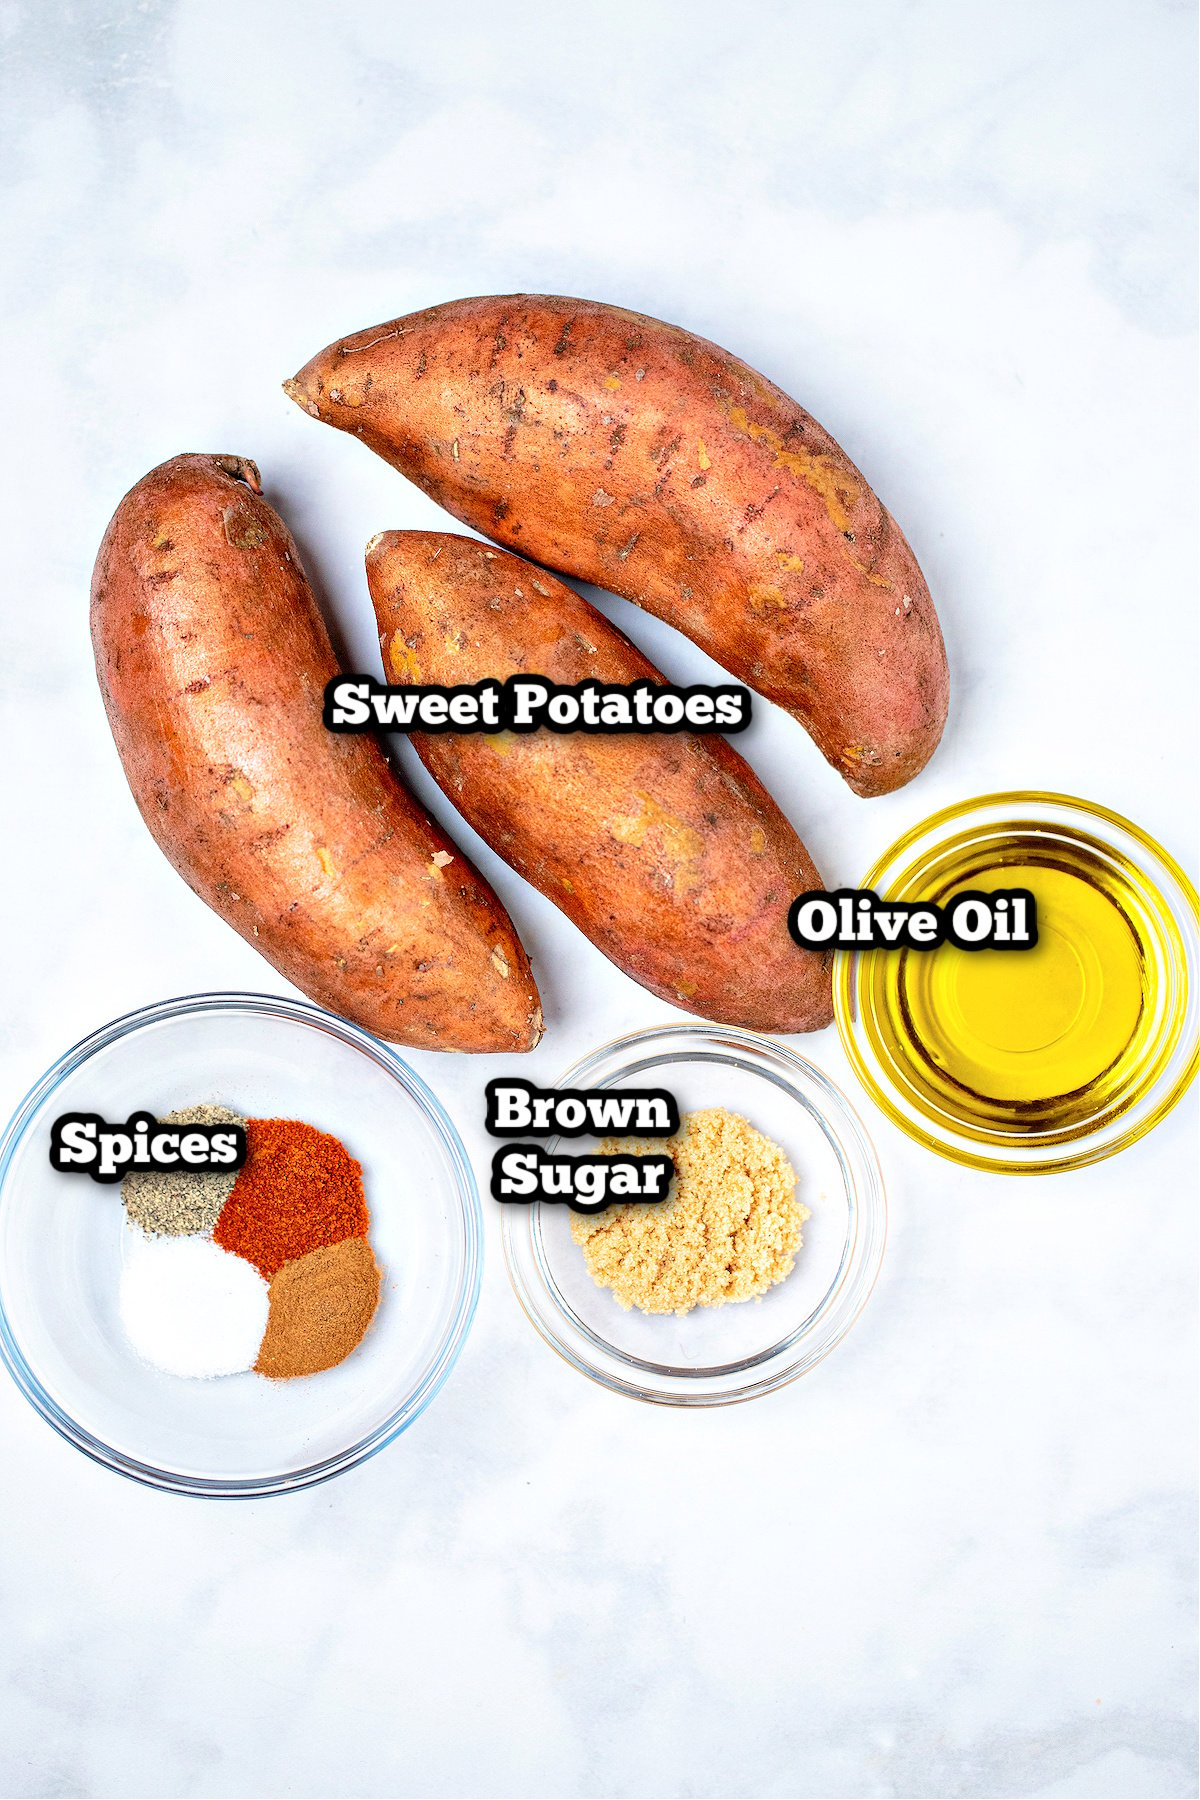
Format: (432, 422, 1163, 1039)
(0, 2, 1196, 1795)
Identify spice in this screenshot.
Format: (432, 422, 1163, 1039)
(116, 1111, 381, 1383)
(121, 1104, 246, 1237)
(254, 1237, 382, 1379)
(120, 1232, 269, 1377)
(571, 1107, 808, 1315)
(213, 1117, 369, 1277)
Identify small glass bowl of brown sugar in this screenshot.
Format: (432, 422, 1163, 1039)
(502, 1024, 887, 1404)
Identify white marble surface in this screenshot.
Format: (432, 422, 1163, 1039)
(1, 3, 1197, 1795)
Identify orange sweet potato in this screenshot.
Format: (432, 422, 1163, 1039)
(365, 531, 833, 1033)
(91, 454, 541, 1051)
(288, 294, 948, 796)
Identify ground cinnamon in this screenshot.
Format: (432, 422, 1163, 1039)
(254, 1237, 381, 1379)
(213, 1117, 368, 1277)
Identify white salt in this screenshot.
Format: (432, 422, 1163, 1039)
(120, 1232, 269, 1378)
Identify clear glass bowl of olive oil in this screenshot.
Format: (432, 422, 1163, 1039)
(835, 793, 1198, 1173)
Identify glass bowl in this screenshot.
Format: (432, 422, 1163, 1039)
(502, 1024, 886, 1405)
(0, 993, 481, 1496)
(835, 793, 1199, 1174)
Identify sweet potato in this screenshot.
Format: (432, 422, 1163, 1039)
(288, 294, 948, 796)
(91, 454, 541, 1051)
(365, 531, 833, 1033)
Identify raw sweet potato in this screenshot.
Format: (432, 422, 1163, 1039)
(91, 454, 541, 1051)
(288, 294, 948, 796)
(365, 531, 833, 1033)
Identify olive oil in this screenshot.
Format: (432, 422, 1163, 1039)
(838, 798, 1198, 1168)
(895, 842, 1152, 1128)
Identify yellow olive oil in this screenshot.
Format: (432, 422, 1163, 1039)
(859, 830, 1173, 1138)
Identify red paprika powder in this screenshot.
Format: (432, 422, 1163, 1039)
(213, 1118, 369, 1277)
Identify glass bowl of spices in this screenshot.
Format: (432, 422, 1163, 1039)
(834, 793, 1199, 1174)
(0, 993, 481, 1495)
(502, 1024, 887, 1405)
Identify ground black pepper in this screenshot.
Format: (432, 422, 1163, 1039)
(122, 1104, 246, 1237)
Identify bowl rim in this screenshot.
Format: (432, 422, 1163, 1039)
(834, 790, 1200, 1174)
(502, 1022, 887, 1406)
(0, 990, 483, 1498)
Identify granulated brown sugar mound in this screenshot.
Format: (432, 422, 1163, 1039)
(570, 1107, 808, 1316)
(254, 1236, 381, 1379)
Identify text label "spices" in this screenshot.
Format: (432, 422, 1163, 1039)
(50, 1112, 248, 1183)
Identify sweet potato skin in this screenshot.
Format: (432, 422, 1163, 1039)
(365, 531, 833, 1034)
(90, 455, 541, 1051)
(289, 295, 948, 796)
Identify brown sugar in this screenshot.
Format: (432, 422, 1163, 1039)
(254, 1236, 381, 1379)
(570, 1107, 808, 1316)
